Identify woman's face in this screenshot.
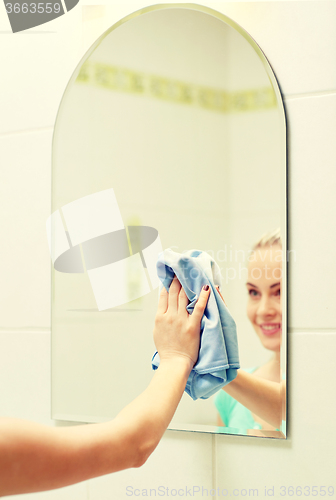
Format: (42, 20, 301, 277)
(246, 244, 282, 352)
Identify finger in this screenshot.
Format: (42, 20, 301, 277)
(167, 276, 182, 311)
(178, 285, 189, 314)
(157, 286, 169, 314)
(190, 284, 210, 324)
(215, 285, 227, 306)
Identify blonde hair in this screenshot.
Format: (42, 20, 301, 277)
(252, 228, 281, 250)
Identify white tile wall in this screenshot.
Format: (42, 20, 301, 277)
(89, 431, 213, 500)
(0, 4, 90, 500)
(1, 1, 336, 500)
(8, 484, 88, 500)
(0, 330, 89, 500)
(0, 331, 51, 422)
(213, 0, 336, 495)
(0, 7, 83, 134)
(213, 1, 336, 96)
(215, 332, 336, 490)
(285, 93, 336, 329)
(0, 130, 52, 328)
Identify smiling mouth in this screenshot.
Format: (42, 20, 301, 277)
(259, 323, 281, 336)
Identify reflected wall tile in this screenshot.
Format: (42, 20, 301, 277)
(0, 6, 82, 134)
(89, 431, 212, 500)
(285, 93, 336, 329)
(215, 1, 336, 96)
(0, 130, 52, 328)
(0, 331, 52, 424)
(215, 331, 336, 489)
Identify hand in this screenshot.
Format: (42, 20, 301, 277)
(153, 277, 211, 371)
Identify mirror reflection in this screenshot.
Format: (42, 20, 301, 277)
(214, 231, 284, 436)
(51, 5, 286, 438)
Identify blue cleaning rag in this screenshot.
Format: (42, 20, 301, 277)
(152, 249, 240, 400)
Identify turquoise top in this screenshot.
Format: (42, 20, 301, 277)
(214, 367, 287, 435)
(214, 367, 262, 433)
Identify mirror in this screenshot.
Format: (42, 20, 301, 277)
(50, 4, 286, 438)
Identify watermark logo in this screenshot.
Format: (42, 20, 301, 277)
(46, 188, 163, 311)
(4, 0, 80, 33)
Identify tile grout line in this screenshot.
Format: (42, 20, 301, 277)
(212, 434, 217, 498)
(0, 125, 54, 138)
(289, 329, 336, 334)
(0, 327, 50, 333)
(289, 326, 336, 331)
(283, 89, 336, 101)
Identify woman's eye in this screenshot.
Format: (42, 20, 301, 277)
(248, 289, 259, 297)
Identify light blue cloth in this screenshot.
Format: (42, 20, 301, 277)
(151, 249, 240, 400)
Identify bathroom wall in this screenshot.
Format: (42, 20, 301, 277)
(1, 1, 335, 499)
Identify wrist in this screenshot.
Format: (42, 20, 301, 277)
(158, 356, 193, 380)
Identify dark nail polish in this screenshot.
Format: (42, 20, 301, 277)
(203, 285, 209, 291)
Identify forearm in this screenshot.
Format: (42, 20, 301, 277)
(113, 357, 191, 459)
(0, 359, 190, 497)
(223, 371, 285, 428)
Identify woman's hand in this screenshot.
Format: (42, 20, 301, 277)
(153, 277, 211, 372)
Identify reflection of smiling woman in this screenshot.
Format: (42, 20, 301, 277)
(215, 229, 283, 433)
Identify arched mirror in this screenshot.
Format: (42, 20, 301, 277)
(50, 4, 287, 438)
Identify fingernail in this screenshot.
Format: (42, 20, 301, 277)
(203, 285, 209, 291)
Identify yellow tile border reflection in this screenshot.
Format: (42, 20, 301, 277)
(75, 61, 277, 114)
